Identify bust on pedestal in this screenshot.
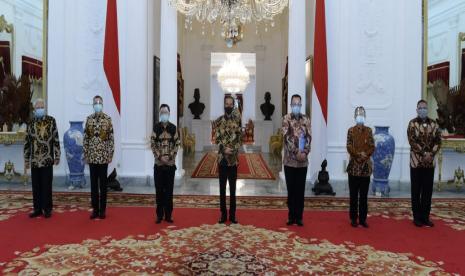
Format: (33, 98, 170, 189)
(260, 92, 275, 121)
(312, 160, 336, 196)
(188, 88, 205, 120)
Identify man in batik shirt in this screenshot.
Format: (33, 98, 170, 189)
(24, 98, 61, 218)
(84, 95, 114, 220)
(215, 95, 242, 224)
(346, 106, 375, 228)
(407, 100, 441, 227)
(282, 94, 312, 227)
(151, 104, 180, 224)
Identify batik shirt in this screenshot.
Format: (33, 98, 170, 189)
(83, 112, 114, 164)
(282, 113, 312, 168)
(346, 125, 375, 177)
(24, 115, 61, 168)
(151, 122, 180, 167)
(214, 113, 242, 166)
(407, 117, 441, 168)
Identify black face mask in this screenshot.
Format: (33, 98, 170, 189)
(225, 107, 233, 115)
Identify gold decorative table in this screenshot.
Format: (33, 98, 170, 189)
(437, 137, 465, 191)
(0, 132, 28, 184)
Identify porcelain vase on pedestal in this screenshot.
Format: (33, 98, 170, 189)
(63, 121, 86, 189)
(372, 126, 395, 197)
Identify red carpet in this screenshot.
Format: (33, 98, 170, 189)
(0, 192, 464, 274)
(191, 152, 275, 180)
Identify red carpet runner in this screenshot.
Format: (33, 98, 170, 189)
(0, 192, 464, 274)
(191, 152, 275, 180)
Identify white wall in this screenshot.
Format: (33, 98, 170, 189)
(427, 0, 465, 180)
(325, 0, 423, 182)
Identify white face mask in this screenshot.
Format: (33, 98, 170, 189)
(160, 113, 170, 123)
(93, 103, 103, 113)
(355, 115, 365, 125)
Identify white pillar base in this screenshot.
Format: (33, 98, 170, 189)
(279, 148, 285, 180)
(175, 148, 185, 179)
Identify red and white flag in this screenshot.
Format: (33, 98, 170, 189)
(103, 0, 121, 176)
(310, 0, 329, 180)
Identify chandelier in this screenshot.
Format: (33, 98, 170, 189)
(217, 53, 250, 93)
(169, 0, 288, 45)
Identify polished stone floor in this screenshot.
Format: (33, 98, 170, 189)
(1, 151, 464, 199)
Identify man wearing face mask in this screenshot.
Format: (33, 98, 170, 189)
(83, 95, 114, 220)
(346, 106, 375, 228)
(407, 100, 441, 227)
(24, 98, 61, 218)
(151, 104, 180, 224)
(215, 95, 242, 224)
(282, 94, 312, 226)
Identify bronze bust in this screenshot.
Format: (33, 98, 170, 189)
(260, 92, 275, 121)
(188, 88, 206, 120)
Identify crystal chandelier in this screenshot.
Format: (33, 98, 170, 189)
(217, 53, 250, 93)
(170, 0, 288, 45)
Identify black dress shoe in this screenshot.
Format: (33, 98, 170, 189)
(43, 212, 52, 219)
(99, 212, 106, 219)
(360, 221, 369, 228)
(90, 212, 99, 220)
(29, 210, 42, 218)
(286, 219, 295, 226)
(229, 218, 238, 224)
(165, 218, 174, 223)
(296, 220, 304, 227)
(351, 220, 358, 227)
(218, 217, 227, 224)
(413, 220, 423, 227)
(155, 217, 163, 224)
(423, 220, 434, 227)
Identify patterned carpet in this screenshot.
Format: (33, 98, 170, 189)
(191, 152, 276, 180)
(1, 191, 464, 274)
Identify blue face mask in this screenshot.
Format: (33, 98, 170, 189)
(355, 115, 365, 125)
(93, 104, 103, 113)
(160, 114, 170, 123)
(418, 108, 428, 119)
(291, 105, 301, 115)
(34, 108, 45, 119)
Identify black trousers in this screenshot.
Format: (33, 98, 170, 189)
(219, 165, 237, 218)
(284, 166, 307, 221)
(348, 175, 370, 223)
(89, 164, 108, 214)
(410, 167, 434, 222)
(31, 166, 53, 213)
(154, 165, 176, 219)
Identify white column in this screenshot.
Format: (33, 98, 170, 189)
(280, 0, 307, 180)
(160, 0, 184, 178)
(287, 0, 307, 109)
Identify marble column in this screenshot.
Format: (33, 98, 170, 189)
(280, 0, 307, 180)
(160, 0, 184, 178)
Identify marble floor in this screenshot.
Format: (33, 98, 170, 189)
(1, 150, 465, 199)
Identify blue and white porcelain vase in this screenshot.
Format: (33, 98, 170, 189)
(63, 121, 86, 189)
(372, 126, 395, 197)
